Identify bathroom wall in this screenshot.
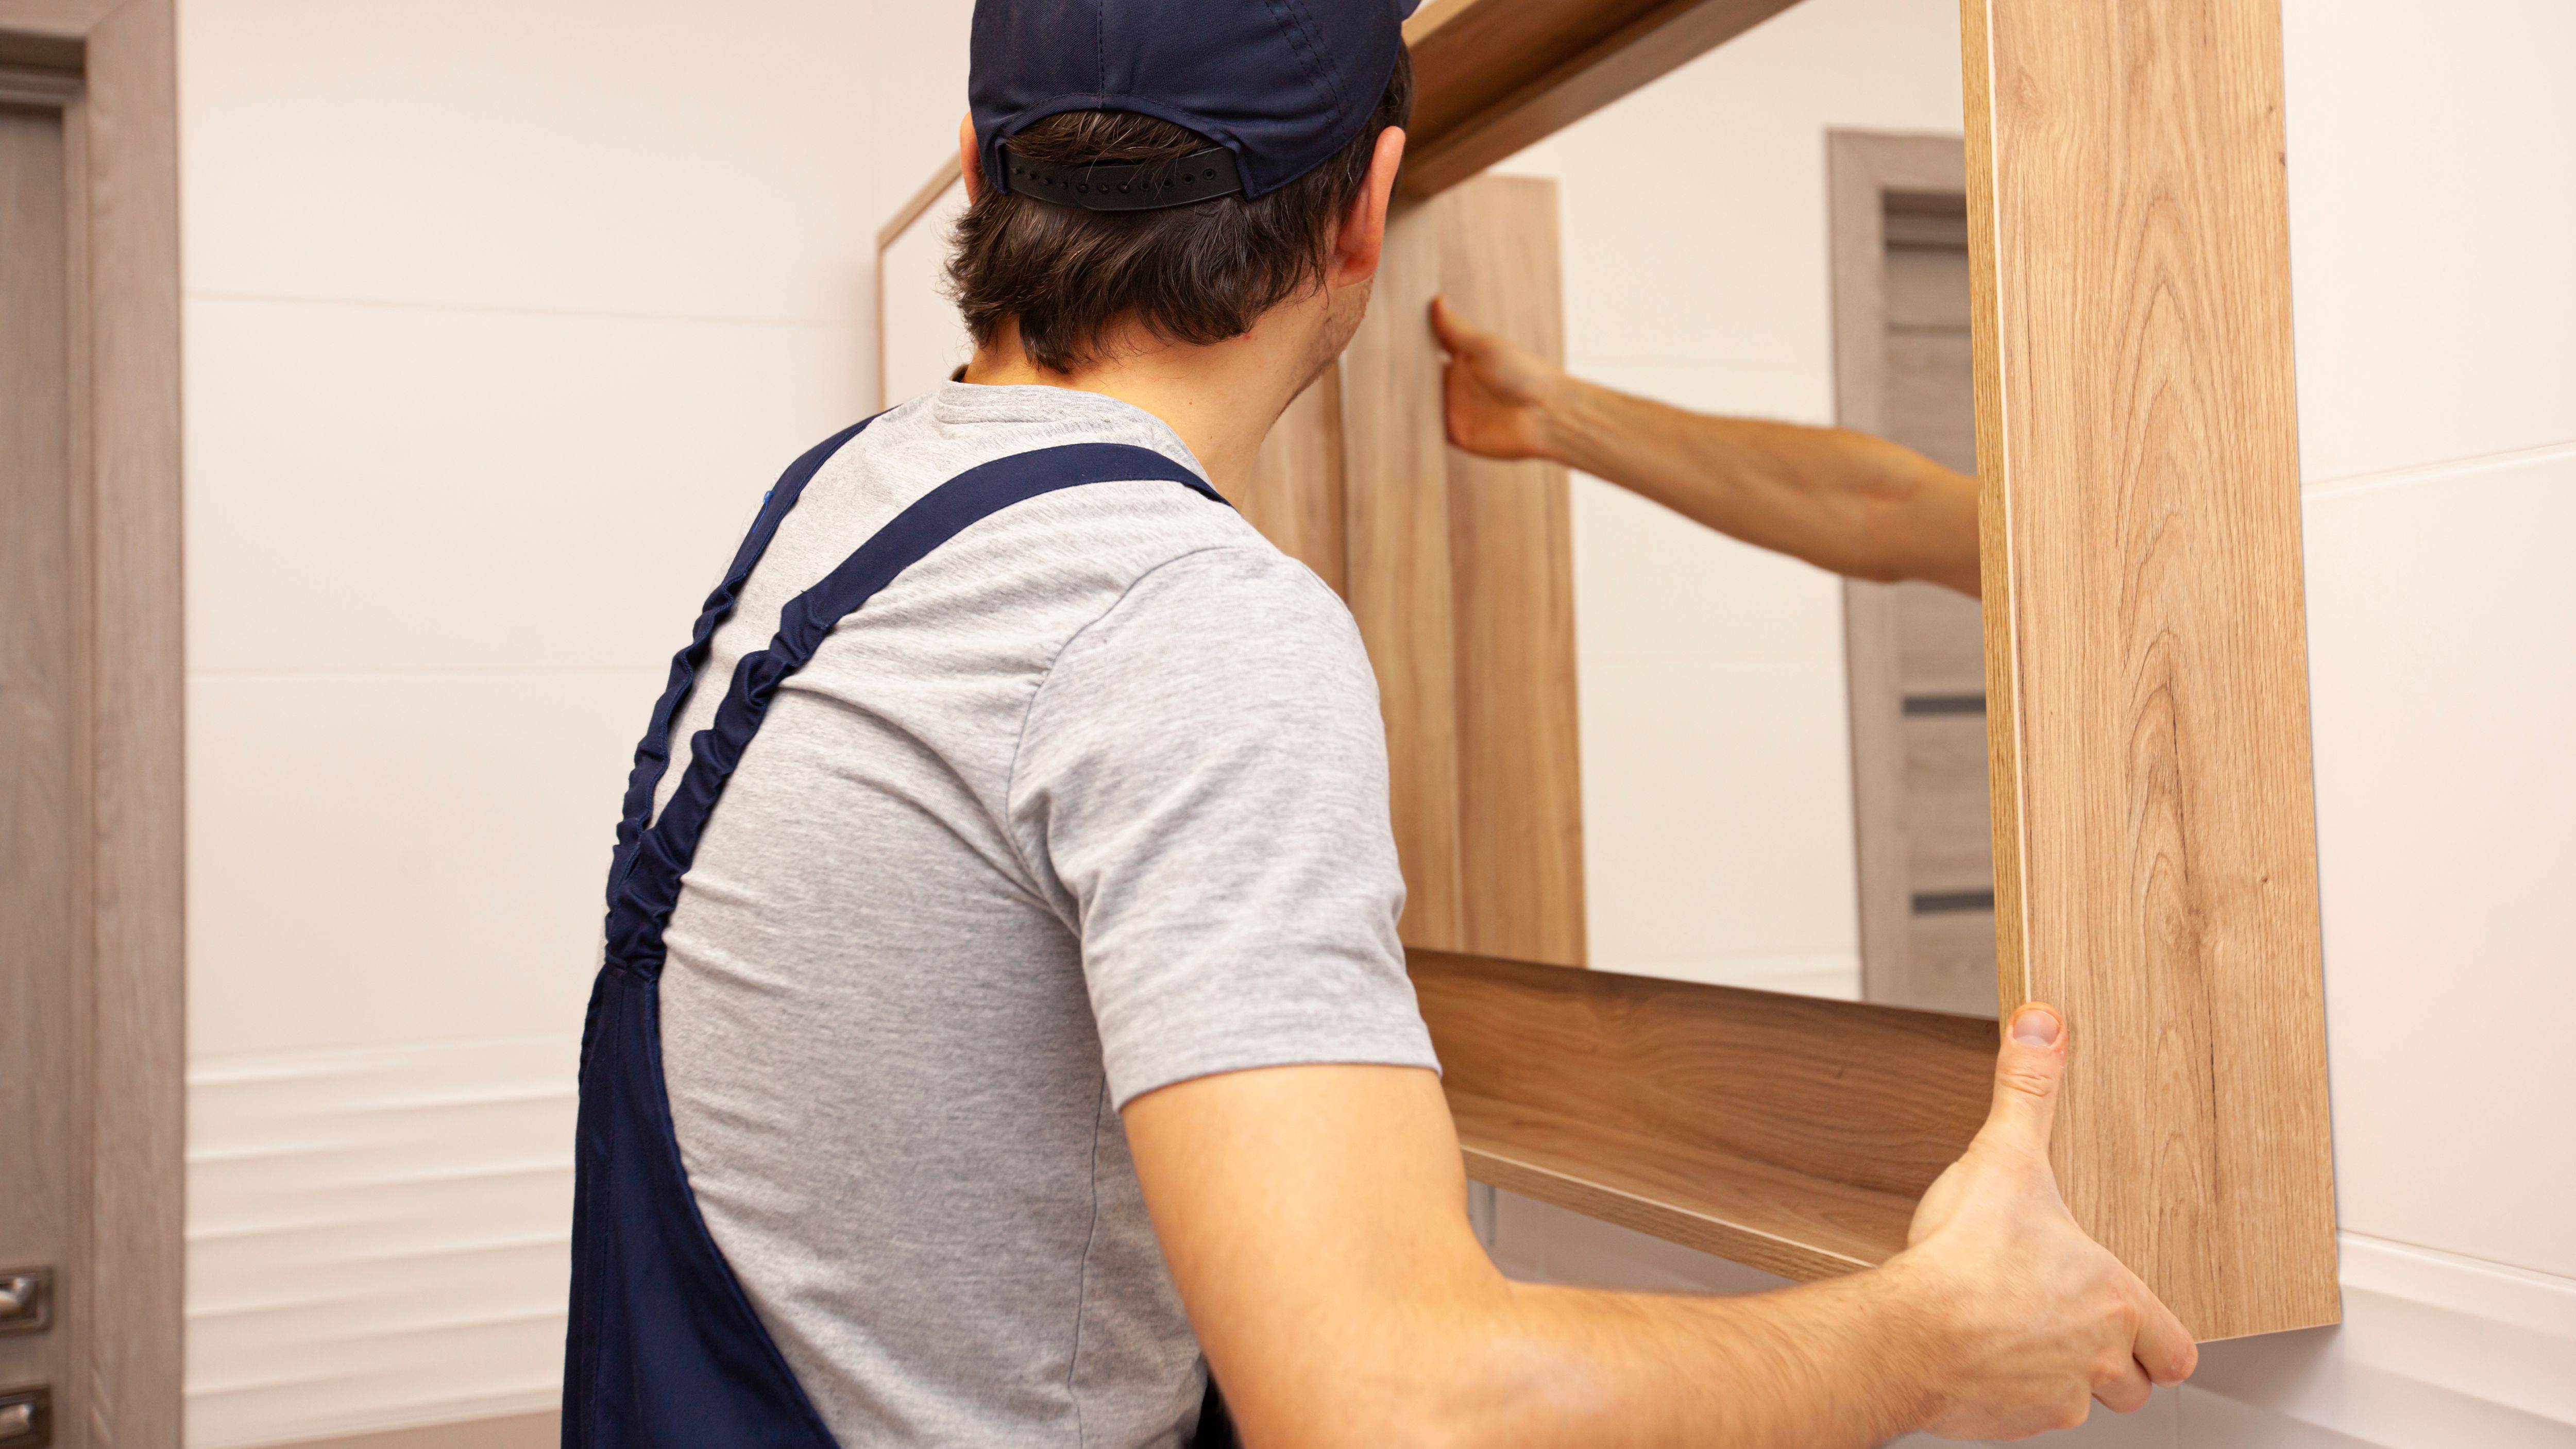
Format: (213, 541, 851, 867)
(175, 0, 2574, 1444)
(176, 1, 974, 1441)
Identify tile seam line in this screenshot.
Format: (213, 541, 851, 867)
(184, 287, 854, 331)
(2303, 436, 2576, 500)
(2337, 1228, 2576, 1292)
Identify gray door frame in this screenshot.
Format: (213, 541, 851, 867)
(1825, 129, 1987, 1014)
(0, 3, 183, 1442)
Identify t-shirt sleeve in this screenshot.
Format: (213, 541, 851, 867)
(1007, 545, 1439, 1109)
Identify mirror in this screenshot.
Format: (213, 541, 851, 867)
(876, 6, 1997, 1018)
(1470, 10, 1995, 1014)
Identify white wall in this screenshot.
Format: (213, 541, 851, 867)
(1482, 1, 2576, 1444)
(1489, 0, 1965, 997)
(176, 1, 976, 1442)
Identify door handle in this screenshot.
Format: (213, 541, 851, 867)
(0, 1386, 50, 1448)
(0, 1271, 48, 1334)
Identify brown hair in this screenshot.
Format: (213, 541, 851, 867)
(947, 48, 1412, 373)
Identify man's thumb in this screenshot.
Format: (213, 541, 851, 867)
(1982, 1003, 2067, 1151)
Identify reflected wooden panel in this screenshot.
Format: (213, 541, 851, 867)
(1242, 370, 1348, 599)
(1438, 177, 1584, 966)
(1343, 177, 1585, 965)
(1412, 950, 1991, 1278)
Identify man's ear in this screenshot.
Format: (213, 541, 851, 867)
(1328, 126, 1408, 288)
(959, 112, 986, 203)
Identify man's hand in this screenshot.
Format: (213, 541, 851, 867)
(1431, 295, 1566, 461)
(1895, 1005, 2200, 1437)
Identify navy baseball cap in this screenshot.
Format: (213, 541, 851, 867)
(970, 0, 1420, 210)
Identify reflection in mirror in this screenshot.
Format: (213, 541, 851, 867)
(1470, 0, 1996, 1014)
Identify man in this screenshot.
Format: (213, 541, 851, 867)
(565, 1, 2193, 1445)
(1432, 298, 1984, 596)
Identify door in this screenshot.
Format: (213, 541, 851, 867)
(1, 92, 78, 1444)
(1829, 133, 1998, 1017)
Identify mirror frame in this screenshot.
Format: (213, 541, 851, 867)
(878, 0, 2339, 1342)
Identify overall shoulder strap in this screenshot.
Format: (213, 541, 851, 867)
(608, 417, 879, 894)
(604, 440, 1222, 977)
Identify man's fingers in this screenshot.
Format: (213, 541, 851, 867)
(1428, 295, 1494, 360)
(2092, 1355, 2154, 1415)
(2127, 1279, 2199, 1386)
(1979, 1003, 2067, 1154)
(1429, 295, 1465, 353)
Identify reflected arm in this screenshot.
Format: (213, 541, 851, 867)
(1431, 298, 1980, 598)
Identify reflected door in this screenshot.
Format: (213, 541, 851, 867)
(1, 96, 80, 1438)
(1830, 133, 1998, 1018)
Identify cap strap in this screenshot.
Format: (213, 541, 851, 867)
(997, 144, 1243, 211)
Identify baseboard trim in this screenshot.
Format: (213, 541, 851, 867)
(258, 1409, 557, 1449)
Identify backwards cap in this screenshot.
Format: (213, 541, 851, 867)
(970, 0, 1419, 211)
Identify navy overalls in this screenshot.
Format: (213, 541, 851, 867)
(565, 419, 1234, 1446)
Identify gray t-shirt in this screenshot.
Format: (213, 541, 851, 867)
(651, 382, 1439, 1446)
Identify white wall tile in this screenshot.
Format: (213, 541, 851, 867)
(2281, 0, 2576, 482)
(878, 176, 972, 410)
(183, 296, 867, 675)
(187, 1036, 578, 1448)
(2183, 1236, 2576, 1447)
(187, 670, 655, 1059)
(2302, 447, 2576, 1280)
(871, 1, 978, 221)
(179, 0, 883, 328)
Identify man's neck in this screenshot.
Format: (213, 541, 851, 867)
(958, 314, 1327, 497)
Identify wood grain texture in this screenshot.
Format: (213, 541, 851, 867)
(1435, 177, 1584, 965)
(1414, 950, 1991, 1276)
(1960, 0, 2339, 1340)
(1240, 367, 1349, 598)
(1340, 196, 1467, 949)
(75, 0, 187, 1435)
(1399, 0, 1802, 200)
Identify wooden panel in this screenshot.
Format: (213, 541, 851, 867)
(1962, 0, 2339, 1340)
(1240, 367, 1349, 598)
(77, 0, 187, 1435)
(1340, 197, 1465, 949)
(1436, 177, 1584, 965)
(1400, 0, 1804, 200)
(1413, 950, 1990, 1276)
(0, 95, 81, 1426)
(1414, 951, 1990, 1203)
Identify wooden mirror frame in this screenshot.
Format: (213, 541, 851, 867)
(878, 0, 2339, 1341)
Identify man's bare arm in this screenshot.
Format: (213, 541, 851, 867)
(1122, 1006, 2194, 1447)
(1431, 297, 1982, 598)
